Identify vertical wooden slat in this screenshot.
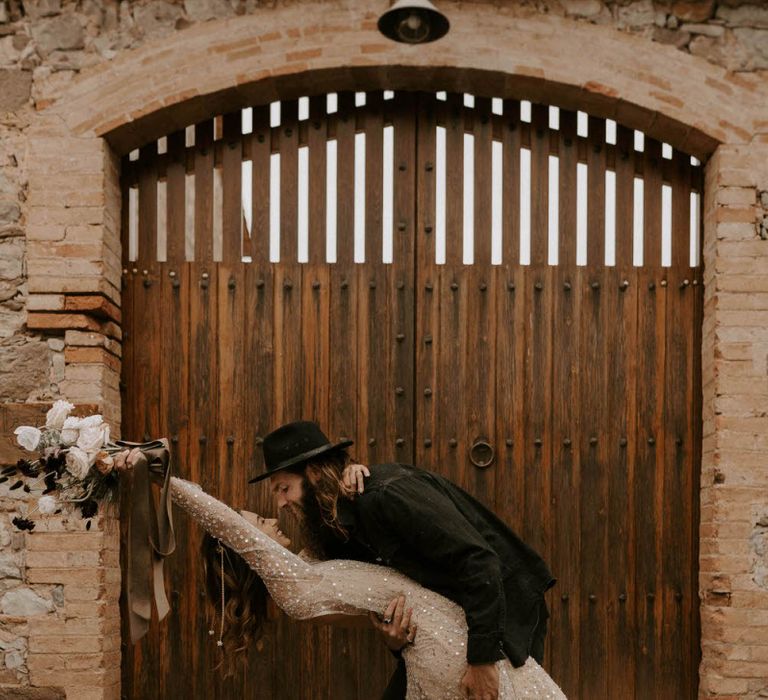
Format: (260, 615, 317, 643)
(364, 91, 384, 264)
(335, 92, 356, 266)
(579, 268, 609, 699)
(221, 112, 243, 264)
(279, 99, 299, 263)
(436, 266, 465, 486)
(635, 268, 667, 697)
(250, 105, 271, 265)
(586, 117, 607, 266)
(326, 91, 363, 700)
(495, 266, 524, 532)
(615, 125, 635, 267)
(672, 150, 692, 269)
(243, 262, 276, 695)
(502, 99, 521, 266)
(194, 120, 215, 264)
(473, 96, 493, 267)
(643, 138, 663, 269)
(549, 265, 581, 696)
(159, 259, 191, 697)
(138, 144, 158, 264)
(521, 267, 553, 557)
(271, 258, 304, 700)
(301, 266, 330, 424)
(195, 261, 220, 699)
(119, 167, 134, 698)
(444, 93, 464, 266)
(415, 92, 438, 469)
(391, 91, 416, 465)
(558, 110, 578, 267)
(689, 270, 704, 700)
(605, 268, 637, 698)
(463, 265, 496, 507)
(166, 130, 187, 265)
(660, 266, 690, 699)
(307, 95, 327, 265)
(529, 103, 549, 266)
(358, 94, 388, 464)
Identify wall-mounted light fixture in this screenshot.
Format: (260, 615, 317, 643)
(377, 0, 450, 44)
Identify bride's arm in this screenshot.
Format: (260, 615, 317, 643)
(170, 477, 322, 606)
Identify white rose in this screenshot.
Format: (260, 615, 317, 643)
(60, 416, 81, 446)
(38, 495, 58, 515)
(77, 425, 107, 453)
(14, 426, 42, 452)
(77, 414, 103, 429)
(66, 447, 92, 479)
(45, 400, 75, 430)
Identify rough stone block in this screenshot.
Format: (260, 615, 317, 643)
(31, 15, 84, 57)
(0, 589, 53, 616)
(0, 70, 33, 111)
(0, 338, 51, 404)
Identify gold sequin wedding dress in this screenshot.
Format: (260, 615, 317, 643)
(171, 477, 566, 699)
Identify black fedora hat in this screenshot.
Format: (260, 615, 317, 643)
(249, 421, 353, 483)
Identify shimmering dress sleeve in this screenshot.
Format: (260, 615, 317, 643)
(170, 477, 333, 619)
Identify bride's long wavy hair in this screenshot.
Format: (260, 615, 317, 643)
(202, 532, 268, 677)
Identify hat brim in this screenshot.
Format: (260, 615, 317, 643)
(248, 439, 353, 483)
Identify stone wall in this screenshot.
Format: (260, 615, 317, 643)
(0, 1, 766, 698)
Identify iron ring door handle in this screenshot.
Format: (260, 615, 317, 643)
(469, 440, 494, 469)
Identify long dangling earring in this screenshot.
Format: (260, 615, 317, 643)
(208, 539, 225, 648)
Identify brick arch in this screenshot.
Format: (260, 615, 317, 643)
(50, 2, 765, 158)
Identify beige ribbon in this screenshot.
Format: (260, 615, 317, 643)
(115, 438, 176, 644)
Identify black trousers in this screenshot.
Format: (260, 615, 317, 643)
(380, 601, 549, 700)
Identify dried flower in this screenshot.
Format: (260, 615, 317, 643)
(17, 459, 37, 477)
(94, 452, 114, 475)
(79, 500, 98, 519)
(45, 400, 75, 430)
(14, 426, 42, 451)
(66, 447, 92, 480)
(77, 424, 109, 453)
(11, 516, 35, 531)
(38, 495, 58, 515)
(60, 416, 80, 446)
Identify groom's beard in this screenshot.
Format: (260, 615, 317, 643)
(286, 475, 330, 558)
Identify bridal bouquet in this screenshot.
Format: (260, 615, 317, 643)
(4, 399, 127, 531)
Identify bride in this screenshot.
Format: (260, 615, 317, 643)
(120, 450, 566, 699)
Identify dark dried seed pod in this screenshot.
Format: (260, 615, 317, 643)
(11, 516, 35, 531)
(9, 480, 24, 490)
(0, 477, 8, 485)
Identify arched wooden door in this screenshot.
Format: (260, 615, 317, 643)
(120, 90, 702, 699)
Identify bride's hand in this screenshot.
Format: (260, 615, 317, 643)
(342, 463, 370, 494)
(112, 448, 143, 471)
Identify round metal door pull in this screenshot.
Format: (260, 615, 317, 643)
(469, 440, 494, 469)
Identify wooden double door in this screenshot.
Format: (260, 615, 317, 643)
(121, 91, 702, 698)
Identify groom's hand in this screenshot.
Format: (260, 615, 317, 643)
(368, 595, 416, 652)
(460, 662, 499, 700)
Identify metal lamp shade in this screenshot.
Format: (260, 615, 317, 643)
(377, 0, 450, 44)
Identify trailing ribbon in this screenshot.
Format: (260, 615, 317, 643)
(114, 438, 176, 644)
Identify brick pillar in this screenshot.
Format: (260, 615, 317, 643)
(1, 113, 123, 700)
(699, 142, 768, 697)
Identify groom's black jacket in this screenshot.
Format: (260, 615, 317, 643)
(322, 462, 556, 667)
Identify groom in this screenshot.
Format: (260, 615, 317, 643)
(251, 421, 556, 700)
